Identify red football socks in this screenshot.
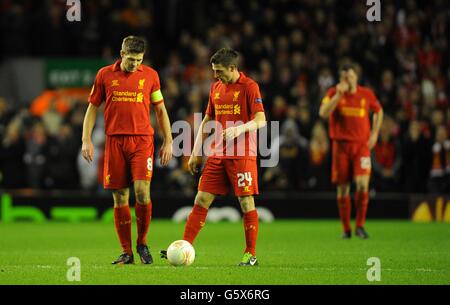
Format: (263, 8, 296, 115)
(243, 210, 259, 256)
(183, 204, 208, 244)
(355, 191, 369, 228)
(337, 196, 352, 232)
(114, 205, 132, 255)
(135, 201, 152, 246)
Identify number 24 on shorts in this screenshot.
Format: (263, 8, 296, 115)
(237, 172, 252, 187)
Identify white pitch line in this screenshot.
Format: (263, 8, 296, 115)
(1, 265, 447, 273)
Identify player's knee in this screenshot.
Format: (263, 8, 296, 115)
(356, 183, 369, 192)
(355, 177, 370, 192)
(239, 196, 255, 212)
(135, 188, 150, 204)
(195, 192, 214, 209)
(113, 189, 129, 205)
(337, 184, 350, 196)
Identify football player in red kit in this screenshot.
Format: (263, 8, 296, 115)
(81, 36, 173, 264)
(319, 64, 383, 239)
(162, 48, 266, 266)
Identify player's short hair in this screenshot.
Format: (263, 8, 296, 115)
(339, 62, 361, 76)
(210, 48, 240, 68)
(121, 36, 146, 54)
(339, 63, 356, 73)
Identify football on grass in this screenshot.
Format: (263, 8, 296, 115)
(167, 240, 195, 266)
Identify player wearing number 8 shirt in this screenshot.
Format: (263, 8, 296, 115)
(162, 48, 266, 266)
(81, 36, 173, 264)
(319, 63, 383, 239)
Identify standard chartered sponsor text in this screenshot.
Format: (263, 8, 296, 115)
(111, 91, 143, 103)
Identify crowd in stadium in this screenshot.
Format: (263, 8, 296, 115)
(0, 0, 449, 194)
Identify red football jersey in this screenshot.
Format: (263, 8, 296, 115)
(321, 85, 382, 142)
(205, 72, 265, 159)
(88, 60, 164, 136)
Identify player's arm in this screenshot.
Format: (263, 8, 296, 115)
(319, 82, 349, 118)
(368, 108, 384, 150)
(188, 114, 213, 175)
(153, 102, 173, 166)
(81, 103, 98, 163)
(223, 111, 266, 141)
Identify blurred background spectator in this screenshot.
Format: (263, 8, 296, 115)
(262, 116, 308, 191)
(428, 125, 450, 193)
(305, 120, 331, 191)
(0, 0, 449, 194)
(372, 116, 402, 192)
(401, 120, 431, 193)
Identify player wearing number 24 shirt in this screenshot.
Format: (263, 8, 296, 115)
(319, 63, 383, 240)
(161, 48, 266, 266)
(81, 36, 173, 265)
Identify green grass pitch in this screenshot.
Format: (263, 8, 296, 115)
(0, 220, 449, 285)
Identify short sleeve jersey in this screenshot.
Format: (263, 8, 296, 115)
(321, 85, 382, 142)
(205, 72, 265, 159)
(88, 60, 164, 136)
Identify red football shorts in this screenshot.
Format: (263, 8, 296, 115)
(198, 157, 259, 197)
(331, 140, 371, 184)
(103, 135, 154, 189)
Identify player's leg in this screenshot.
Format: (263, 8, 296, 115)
(332, 141, 352, 238)
(111, 188, 134, 264)
(160, 158, 225, 259)
(238, 195, 259, 266)
(182, 191, 216, 244)
(353, 144, 372, 239)
(129, 135, 154, 263)
(354, 175, 370, 238)
(182, 158, 228, 245)
(226, 158, 259, 265)
(337, 184, 351, 238)
(134, 180, 151, 247)
(133, 179, 153, 264)
(104, 135, 134, 264)
(161, 190, 216, 260)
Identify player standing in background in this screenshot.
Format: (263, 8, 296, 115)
(162, 48, 266, 266)
(81, 36, 173, 264)
(319, 64, 383, 239)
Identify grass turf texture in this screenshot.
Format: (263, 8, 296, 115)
(0, 220, 449, 285)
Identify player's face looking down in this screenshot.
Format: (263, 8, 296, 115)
(212, 63, 235, 84)
(120, 52, 144, 72)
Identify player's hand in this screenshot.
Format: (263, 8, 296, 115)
(336, 81, 349, 95)
(188, 156, 202, 176)
(159, 141, 173, 166)
(81, 140, 94, 163)
(367, 132, 378, 150)
(223, 125, 244, 141)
